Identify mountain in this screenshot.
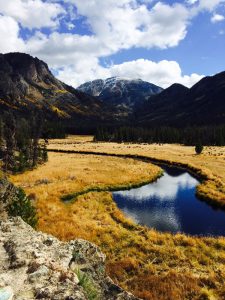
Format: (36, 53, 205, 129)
(0, 52, 108, 122)
(136, 83, 189, 125)
(180, 71, 225, 125)
(0, 52, 225, 129)
(137, 71, 225, 126)
(78, 77, 163, 116)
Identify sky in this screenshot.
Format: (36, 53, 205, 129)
(0, 0, 224, 88)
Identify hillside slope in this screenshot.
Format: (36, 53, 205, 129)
(137, 72, 225, 126)
(0, 53, 108, 122)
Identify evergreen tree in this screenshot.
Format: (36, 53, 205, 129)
(195, 143, 204, 155)
(30, 113, 43, 167)
(7, 187, 37, 228)
(42, 143, 48, 162)
(3, 112, 16, 171)
(94, 125, 225, 146)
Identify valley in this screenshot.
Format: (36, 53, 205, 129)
(10, 136, 225, 300)
(0, 0, 225, 298)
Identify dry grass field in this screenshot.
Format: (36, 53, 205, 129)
(10, 136, 225, 300)
(48, 135, 225, 207)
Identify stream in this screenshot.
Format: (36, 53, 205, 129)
(113, 164, 225, 236)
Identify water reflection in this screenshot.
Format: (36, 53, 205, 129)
(113, 166, 225, 236)
(114, 172, 199, 202)
(123, 206, 181, 233)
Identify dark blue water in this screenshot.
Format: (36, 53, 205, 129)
(113, 165, 225, 236)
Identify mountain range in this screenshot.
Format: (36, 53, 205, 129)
(78, 77, 163, 116)
(0, 52, 224, 129)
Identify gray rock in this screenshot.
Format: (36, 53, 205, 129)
(0, 177, 139, 300)
(28, 265, 50, 282)
(0, 286, 14, 300)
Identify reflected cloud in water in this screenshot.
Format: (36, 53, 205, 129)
(123, 206, 181, 233)
(114, 172, 199, 202)
(112, 167, 225, 236)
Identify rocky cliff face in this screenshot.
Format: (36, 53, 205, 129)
(0, 53, 108, 122)
(0, 179, 139, 300)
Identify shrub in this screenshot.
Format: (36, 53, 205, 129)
(195, 143, 204, 155)
(7, 187, 37, 228)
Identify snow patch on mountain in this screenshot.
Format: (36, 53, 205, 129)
(78, 77, 163, 111)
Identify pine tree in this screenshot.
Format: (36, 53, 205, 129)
(42, 143, 48, 162)
(3, 112, 16, 171)
(30, 113, 43, 167)
(7, 187, 37, 228)
(195, 143, 203, 155)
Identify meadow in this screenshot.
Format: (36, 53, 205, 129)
(10, 136, 225, 300)
(48, 136, 225, 207)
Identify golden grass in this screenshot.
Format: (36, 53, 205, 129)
(10, 152, 160, 202)
(48, 136, 225, 207)
(10, 136, 225, 300)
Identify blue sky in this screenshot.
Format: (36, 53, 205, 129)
(0, 0, 224, 88)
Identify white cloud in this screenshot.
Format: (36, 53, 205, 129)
(0, 0, 64, 29)
(0, 1, 207, 90)
(19, 0, 193, 83)
(108, 59, 204, 88)
(15, 0, 191, 74)
(56, 58, 204, 88)
(186, 0, 198, 4)
(198, 0, 225, 11)
(211, 13, 225, 23)
(65, 1, 190, 50)
(0, 15, 25, 53)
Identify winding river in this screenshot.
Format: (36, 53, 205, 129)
(113, 164, 225, 236)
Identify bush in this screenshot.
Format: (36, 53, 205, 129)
(195, 143, 203, 155)
(7, 187, 37, 228)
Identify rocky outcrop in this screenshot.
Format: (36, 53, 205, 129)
(0, 218, 139, 300)
(0, 177, 139, 300)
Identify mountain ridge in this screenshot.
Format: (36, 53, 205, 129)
(0, 52, 225, 129)
(137, 71, 225, 126)
(78, 76, 163, 116)
(0, 52, 110, 122)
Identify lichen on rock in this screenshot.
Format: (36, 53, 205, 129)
(0, 217, 139, 300)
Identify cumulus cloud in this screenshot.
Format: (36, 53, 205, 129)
(56, 58, 204, 88)
(0, 0, 64, 29)
(188, 0, 225, 12)
(211, 13, 225, 23)
(0, 15, 25, 53)
(0, 0, 213, 89)
(198, 0, 225, 11)
(65, 0, 190, 50)
(108, 59, 204, 88)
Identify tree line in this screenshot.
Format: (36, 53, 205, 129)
(94, 125, 225, 146)
(0, 112, 48, 173)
